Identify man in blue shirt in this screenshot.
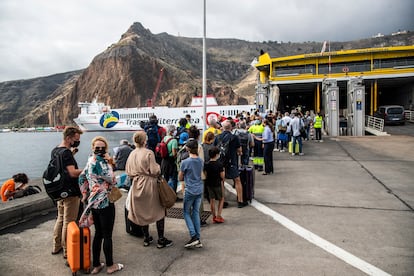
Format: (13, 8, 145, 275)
(179, 139, 204, 249)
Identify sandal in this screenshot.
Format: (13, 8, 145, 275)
(91, 263, 105, 274)
(107, 263, 124, 274)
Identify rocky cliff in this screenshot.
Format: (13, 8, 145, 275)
(0, 22, 412, 127)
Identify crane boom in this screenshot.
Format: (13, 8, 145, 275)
(147, 68, 164, 107)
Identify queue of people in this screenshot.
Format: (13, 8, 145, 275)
(1, 109, 325, 274)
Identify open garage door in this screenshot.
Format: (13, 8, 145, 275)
(277, 83, 316, 113)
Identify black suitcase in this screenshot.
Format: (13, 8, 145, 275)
(125, 207, 144, 237)
(239, 166, 254, 203)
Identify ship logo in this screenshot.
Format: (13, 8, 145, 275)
(99, 111, 120, 128)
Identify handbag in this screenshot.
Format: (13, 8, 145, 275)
(108, 186, 123, 203)
(158, 176, 176, 208)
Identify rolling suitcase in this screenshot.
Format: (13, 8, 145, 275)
(67, 221, 91, 275)
(288, 141, 299, 153)
(239, 166, 254, 203)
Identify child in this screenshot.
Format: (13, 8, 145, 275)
(178, 139, 204, 248)
(203, 146, 225, 223)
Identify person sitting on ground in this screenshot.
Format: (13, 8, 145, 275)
(1, 173, 29, 201)
(203, 146, 225, 223)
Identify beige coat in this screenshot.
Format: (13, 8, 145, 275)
(126, 147, 164, 226)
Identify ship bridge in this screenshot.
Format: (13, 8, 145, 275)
(255, 45, 414, 136)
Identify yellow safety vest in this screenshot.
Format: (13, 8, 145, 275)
(314, 116, 322, 128)
(249, 124, 264, 137)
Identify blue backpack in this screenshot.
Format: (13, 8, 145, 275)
(145, 124, 160, 150)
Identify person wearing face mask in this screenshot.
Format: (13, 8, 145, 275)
(78, 136, 124, 274)
(51, 126, 84, 259)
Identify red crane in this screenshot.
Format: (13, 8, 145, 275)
(147, 68, 165, 107)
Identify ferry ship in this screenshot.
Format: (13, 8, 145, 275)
(73, 95, 256, 131)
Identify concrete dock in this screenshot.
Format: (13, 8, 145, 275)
(0, 135, 413, 275)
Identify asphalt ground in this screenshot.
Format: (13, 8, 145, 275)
(0, 135, 413, 276)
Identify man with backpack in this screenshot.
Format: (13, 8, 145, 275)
(214, 120, 246, 208)
(50, 126, 83, 259)
(234, 120, 254, 166)
(144, 115, 165, 163)
(160, 125, 179, 192)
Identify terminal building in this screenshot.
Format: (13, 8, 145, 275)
(254, 45, 414, 136)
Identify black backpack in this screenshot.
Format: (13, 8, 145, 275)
(13, 185, 42, 199)
(216, 133, 232, 166)
(236, 131, 249, 151)
(42, 147, 75, 201)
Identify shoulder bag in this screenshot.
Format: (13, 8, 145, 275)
(158, 176, 176, 208)
(108, 186, 123, 203)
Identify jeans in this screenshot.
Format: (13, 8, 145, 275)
(183, 192, 202, 239)
(167, 172, 178, 192)
(292, 136, 303, 153)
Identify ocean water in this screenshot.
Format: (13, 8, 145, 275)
(0, 131, 137, 183)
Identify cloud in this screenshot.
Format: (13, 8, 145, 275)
(0, 0, 412, 81)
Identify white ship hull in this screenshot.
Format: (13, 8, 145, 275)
(74, 96, 256, 132)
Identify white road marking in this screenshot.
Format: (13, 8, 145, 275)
(224, 182, 391, 276)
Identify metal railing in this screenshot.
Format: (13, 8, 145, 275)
(365, 115, 384, 132)
(404, 110, 414, 122)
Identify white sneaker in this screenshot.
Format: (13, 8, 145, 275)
(273, 148, 279, 152)
(280, 149, 285, 152)
(319, 140, 323, 142)
(299, 153, 304, 156)
(292, 153, 295, 156)
(195, 241, 203, 248)
(185, 236, 200, 248)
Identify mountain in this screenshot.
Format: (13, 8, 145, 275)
(0, 22, 412, 127)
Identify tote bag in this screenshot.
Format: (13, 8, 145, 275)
(158, 176, 176, 208)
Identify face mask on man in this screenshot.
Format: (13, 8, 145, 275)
(71, 140, 80, 148)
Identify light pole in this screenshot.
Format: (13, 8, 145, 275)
(202, 0, 207, 134)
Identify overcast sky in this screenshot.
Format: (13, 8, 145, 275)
(0, 0, 413, 82)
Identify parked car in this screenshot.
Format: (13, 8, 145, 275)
(374, 105, 405, 125)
